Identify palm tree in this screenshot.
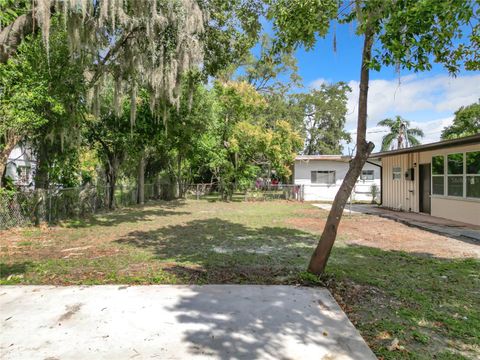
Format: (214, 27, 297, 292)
(378, 116, 424, 151)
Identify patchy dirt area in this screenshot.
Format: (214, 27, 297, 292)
(1, 200, 479, 359)
(287, 214, 480, 259)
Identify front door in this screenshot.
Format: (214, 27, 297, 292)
(419, 164, 431, 214)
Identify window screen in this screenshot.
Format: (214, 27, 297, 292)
(392, 167, 401, 180)
(432, 155, 445, 195)
(360, 170, 374, 181)
(311, 171, 335, 185)
(466, 151, 480, 198)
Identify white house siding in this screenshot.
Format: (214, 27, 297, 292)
(293, 159, 381, 202)
(5, 145, 36, 186)
(379, 142, 480, 225)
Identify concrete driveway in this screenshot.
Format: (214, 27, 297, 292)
(1, 285, 375, 360)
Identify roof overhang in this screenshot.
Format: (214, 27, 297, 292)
(295, 155, 351, 162)
(369, 133, 480, 159)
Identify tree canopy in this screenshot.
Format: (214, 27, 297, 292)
(441, 101, 480, 140)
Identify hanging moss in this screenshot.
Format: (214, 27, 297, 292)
(34, 0, 206, 124)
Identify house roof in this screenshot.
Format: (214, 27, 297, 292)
(295, 155, 351, 162)
(369, 133, 480, 158)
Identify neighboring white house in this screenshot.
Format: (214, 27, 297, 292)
(293, 155, 381, 202)
(4, 145, 36, 187)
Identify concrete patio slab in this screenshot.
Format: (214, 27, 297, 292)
(313, 203, 363, 215)
(0, 285, 375, 360)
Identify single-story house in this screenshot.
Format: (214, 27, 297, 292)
(369, 133, 480, 226)
(293, 155, 381, 202)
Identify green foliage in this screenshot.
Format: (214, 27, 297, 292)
(370, 184, 379, 204)
(298, 270, 323, 285)
(197, 81, 302, 189)
(269, 0, 479, 74)
(298, 82, 351, 155)
(236, 34, 302, 95)
(378, 116, 424, 151)
(441, 101, 480, 140)
(267, 0, 338, 51)
(0, 24, 85, 187)
(0, 0, 29, 28)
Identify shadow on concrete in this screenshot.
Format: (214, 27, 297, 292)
(167, 285, 376, 359)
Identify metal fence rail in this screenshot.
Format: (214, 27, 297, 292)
(0, 183, 174, 230)
(1, 183, 306, 230)
(183, 184, 305, 202)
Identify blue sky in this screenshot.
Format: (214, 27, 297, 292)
(282, 23, 480, 153)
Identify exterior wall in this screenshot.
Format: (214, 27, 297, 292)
(5, 145, 36, 186)
(294, 160, 381, 201)
(420, 143, 480, 225)
(381, 152, 420, 212)
(431, 197, 480, 225)
(380, 142, 480, 225)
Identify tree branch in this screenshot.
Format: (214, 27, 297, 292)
(0, 11, 36, 63)
(88, 28, 139, 88)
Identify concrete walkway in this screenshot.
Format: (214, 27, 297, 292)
(0, 285, 376, 360)
(314, 203, 480, 242)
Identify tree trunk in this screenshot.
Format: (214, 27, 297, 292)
(105, 156, 118, 210)
(0, 133, 20, 187)
(35, 142, 49, 190)
(308, 28, 375, 275)
(137, 153, 145, 204)
(177, 153, 183, 198)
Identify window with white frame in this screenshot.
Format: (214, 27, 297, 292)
(392, 167, 401, 180)
(432, 155, 445, 195)
(432, 151, 480, 199)
(447, 153, 464, 197)
(311, 170, 335, 185)
(360, 169, 374, 181)
(466, 151, 480, 198)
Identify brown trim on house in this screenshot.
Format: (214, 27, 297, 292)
(369, 133, 480, 159)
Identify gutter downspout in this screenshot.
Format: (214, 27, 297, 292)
(366, 160, 382, 205)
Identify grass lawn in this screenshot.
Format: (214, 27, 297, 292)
(1, 200, 479, 359)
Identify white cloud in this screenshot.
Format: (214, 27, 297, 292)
(343, 116, 454, 154)
(309, 72, 479, 154)
(309, 77, 329, 88)
(336, 73, 480, 128)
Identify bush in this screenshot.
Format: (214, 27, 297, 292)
(370, 184, 380, 204)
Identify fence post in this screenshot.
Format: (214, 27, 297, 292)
(120, 185, 124, 207)
(48, 189, 51, 224)
(196, 184, 199, 200)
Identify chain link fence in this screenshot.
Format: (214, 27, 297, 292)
(0, 183, 173, 230)
(1, 183, 305, 230)
(183, 183, 304, 202)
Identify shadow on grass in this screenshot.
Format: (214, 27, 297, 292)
(66, 200, 190, 228)
(114, 217, 480, 357)
(0, 261, 31, 279)
(115, 218, 316, 281)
